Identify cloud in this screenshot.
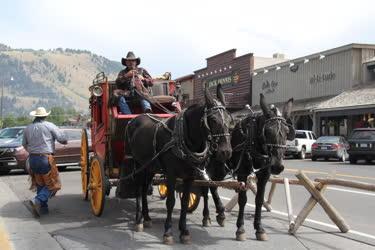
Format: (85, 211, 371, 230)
(1, 0, 374, 77)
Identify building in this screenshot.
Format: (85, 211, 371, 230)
(183, 49, 287, 111)
(174, 74, 194, 107)
(252, 43, 375, 136)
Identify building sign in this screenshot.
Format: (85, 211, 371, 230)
(262, 80, 278, 94)
(202, 71, 240, 88)
(310, 71, 336, 84)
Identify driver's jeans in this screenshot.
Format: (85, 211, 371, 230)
(119, 96, 151, 114)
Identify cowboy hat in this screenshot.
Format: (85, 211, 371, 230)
(121, 51, 141, 66)
(30, 107, 51, 117)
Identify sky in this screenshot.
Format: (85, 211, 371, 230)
(0, 0, 374, 77)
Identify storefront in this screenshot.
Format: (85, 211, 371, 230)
(252, 43, 375, 136)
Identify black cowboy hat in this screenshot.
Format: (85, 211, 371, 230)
(121, 51, 141, 66)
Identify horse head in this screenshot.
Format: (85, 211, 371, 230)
(203, 84, 233, 162)
(259, 93, 295, 175)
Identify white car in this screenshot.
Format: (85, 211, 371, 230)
(286, 130, 317, 159)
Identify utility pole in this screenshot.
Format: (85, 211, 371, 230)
(0, 76, 13, 124)
(0, 78, 4, 123)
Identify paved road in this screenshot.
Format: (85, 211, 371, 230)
(1, 159, 375, 249)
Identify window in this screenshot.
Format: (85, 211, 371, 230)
(308, 133, 312, 139)
(350, 130, 375, 140)
(0, 128, 23, 139)
(312, 133, 317, 140)
(295, 132, 307, 139)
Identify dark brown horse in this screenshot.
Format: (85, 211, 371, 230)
(201, 94, 295, 241)
(125, 84, 232, 244)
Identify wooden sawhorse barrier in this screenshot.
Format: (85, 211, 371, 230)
(225, 170, 375, 234)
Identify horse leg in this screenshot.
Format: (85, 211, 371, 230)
(135, 185, 144, 232)
(142, 183, 152, 228)
(236, 175, 248, 241)
(254, 171, 270, 241)
(210, 186, 226, 227)
(202, 186, 211, 227)
(163, 177, 176, 245)
(142, 175, 153, 228)
(179, 179, 193, 244)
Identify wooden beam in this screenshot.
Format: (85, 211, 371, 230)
(296, 171, 350, 233)
(289, 183, 326, 234)
(315, 178, 375, 192)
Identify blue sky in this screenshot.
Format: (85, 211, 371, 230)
(0, 0, 374, 77)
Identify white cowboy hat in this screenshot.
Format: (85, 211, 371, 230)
(30, 107, 51, 117)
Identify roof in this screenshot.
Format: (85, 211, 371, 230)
(174, 74, 194, 82)
(254, 43, 375, 73)
(254, 56, 289, 70)
(314, 85, 375, 111)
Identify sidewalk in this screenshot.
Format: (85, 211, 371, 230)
(0, 178, 62, 250)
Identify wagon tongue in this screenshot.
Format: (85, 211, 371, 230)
(194, 168, 210, 181)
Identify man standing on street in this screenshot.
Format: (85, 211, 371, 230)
(22, 107, 67, 216)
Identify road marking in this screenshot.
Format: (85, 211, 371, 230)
(285, 168, 375, 181)
(217, 195, 375, 241)
(0, 222, 12, 250)
(327, 187, 375, 197)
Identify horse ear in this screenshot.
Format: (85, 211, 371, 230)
(216, 84, 226, 106)
(260, 93, 272, 118)
(204, 83, 215, 107)
(282, 97, 294, 119)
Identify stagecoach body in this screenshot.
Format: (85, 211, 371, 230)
(80, 72, 200, 216)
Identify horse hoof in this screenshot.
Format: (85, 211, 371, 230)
(256, 232, 268, 241)
(134, 224, 143, 232)
(144, 220, 152, 228)
(202, 217, 211, 227)
(236, 232, 246, 241)
(180, 234, 192, 244)
(216, 215, 225, 227)
(163, 235, 174, 245)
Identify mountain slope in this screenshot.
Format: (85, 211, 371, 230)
(0, 44, 122, 116)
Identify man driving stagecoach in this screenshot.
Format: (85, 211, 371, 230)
(115, 51, 153, 114)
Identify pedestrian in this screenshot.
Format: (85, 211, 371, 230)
(22, 107, 68, 216)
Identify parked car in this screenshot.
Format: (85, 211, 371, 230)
(311, 136, 349, 162)
(286, 130, 317, 159)
(0, 127, 27, 175)
(347, 128, 375, 164)
(54, 128, 90, 171)
(0, 127, 90, 174)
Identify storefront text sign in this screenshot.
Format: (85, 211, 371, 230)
(310, 72, 336, 84)
(203, 71, 240, 88)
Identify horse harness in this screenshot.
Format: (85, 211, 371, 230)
(123, 102, 231, 180)
(230, 113, 292, 175)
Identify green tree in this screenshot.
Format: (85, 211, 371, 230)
(2, 115, 17, 128)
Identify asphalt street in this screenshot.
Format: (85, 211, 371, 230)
(1, 158, 375, 249)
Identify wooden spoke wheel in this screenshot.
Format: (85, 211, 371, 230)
(80, 129, 90, 200)
(158, 184, 168, 200)
(89, 156, 106, 217)
(179, 191, 201, 213)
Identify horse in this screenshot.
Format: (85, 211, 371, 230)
(124, 84, 233, 244)
(200, 93, 295, 241)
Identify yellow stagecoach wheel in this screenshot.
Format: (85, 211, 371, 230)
(89, 156, 105, 217)
(158, 184, 168, 200)
(80, 129, 90, 200)
(179, 191, 201, 213)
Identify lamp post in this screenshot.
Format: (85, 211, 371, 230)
(0, 76, 13, 123)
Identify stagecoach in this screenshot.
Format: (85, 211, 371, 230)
(80, 72, 200, 216)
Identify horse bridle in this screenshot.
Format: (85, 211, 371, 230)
(202, 100, 232, 151)
(262, 116, 294, 150)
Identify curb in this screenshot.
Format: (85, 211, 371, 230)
(0, 178, 62, 250)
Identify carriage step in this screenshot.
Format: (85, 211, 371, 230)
(124, 155, 133, 160)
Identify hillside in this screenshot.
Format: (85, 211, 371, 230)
(0, 43, 122, 116)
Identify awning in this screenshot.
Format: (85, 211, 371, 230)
(314, 86, 375, 112)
